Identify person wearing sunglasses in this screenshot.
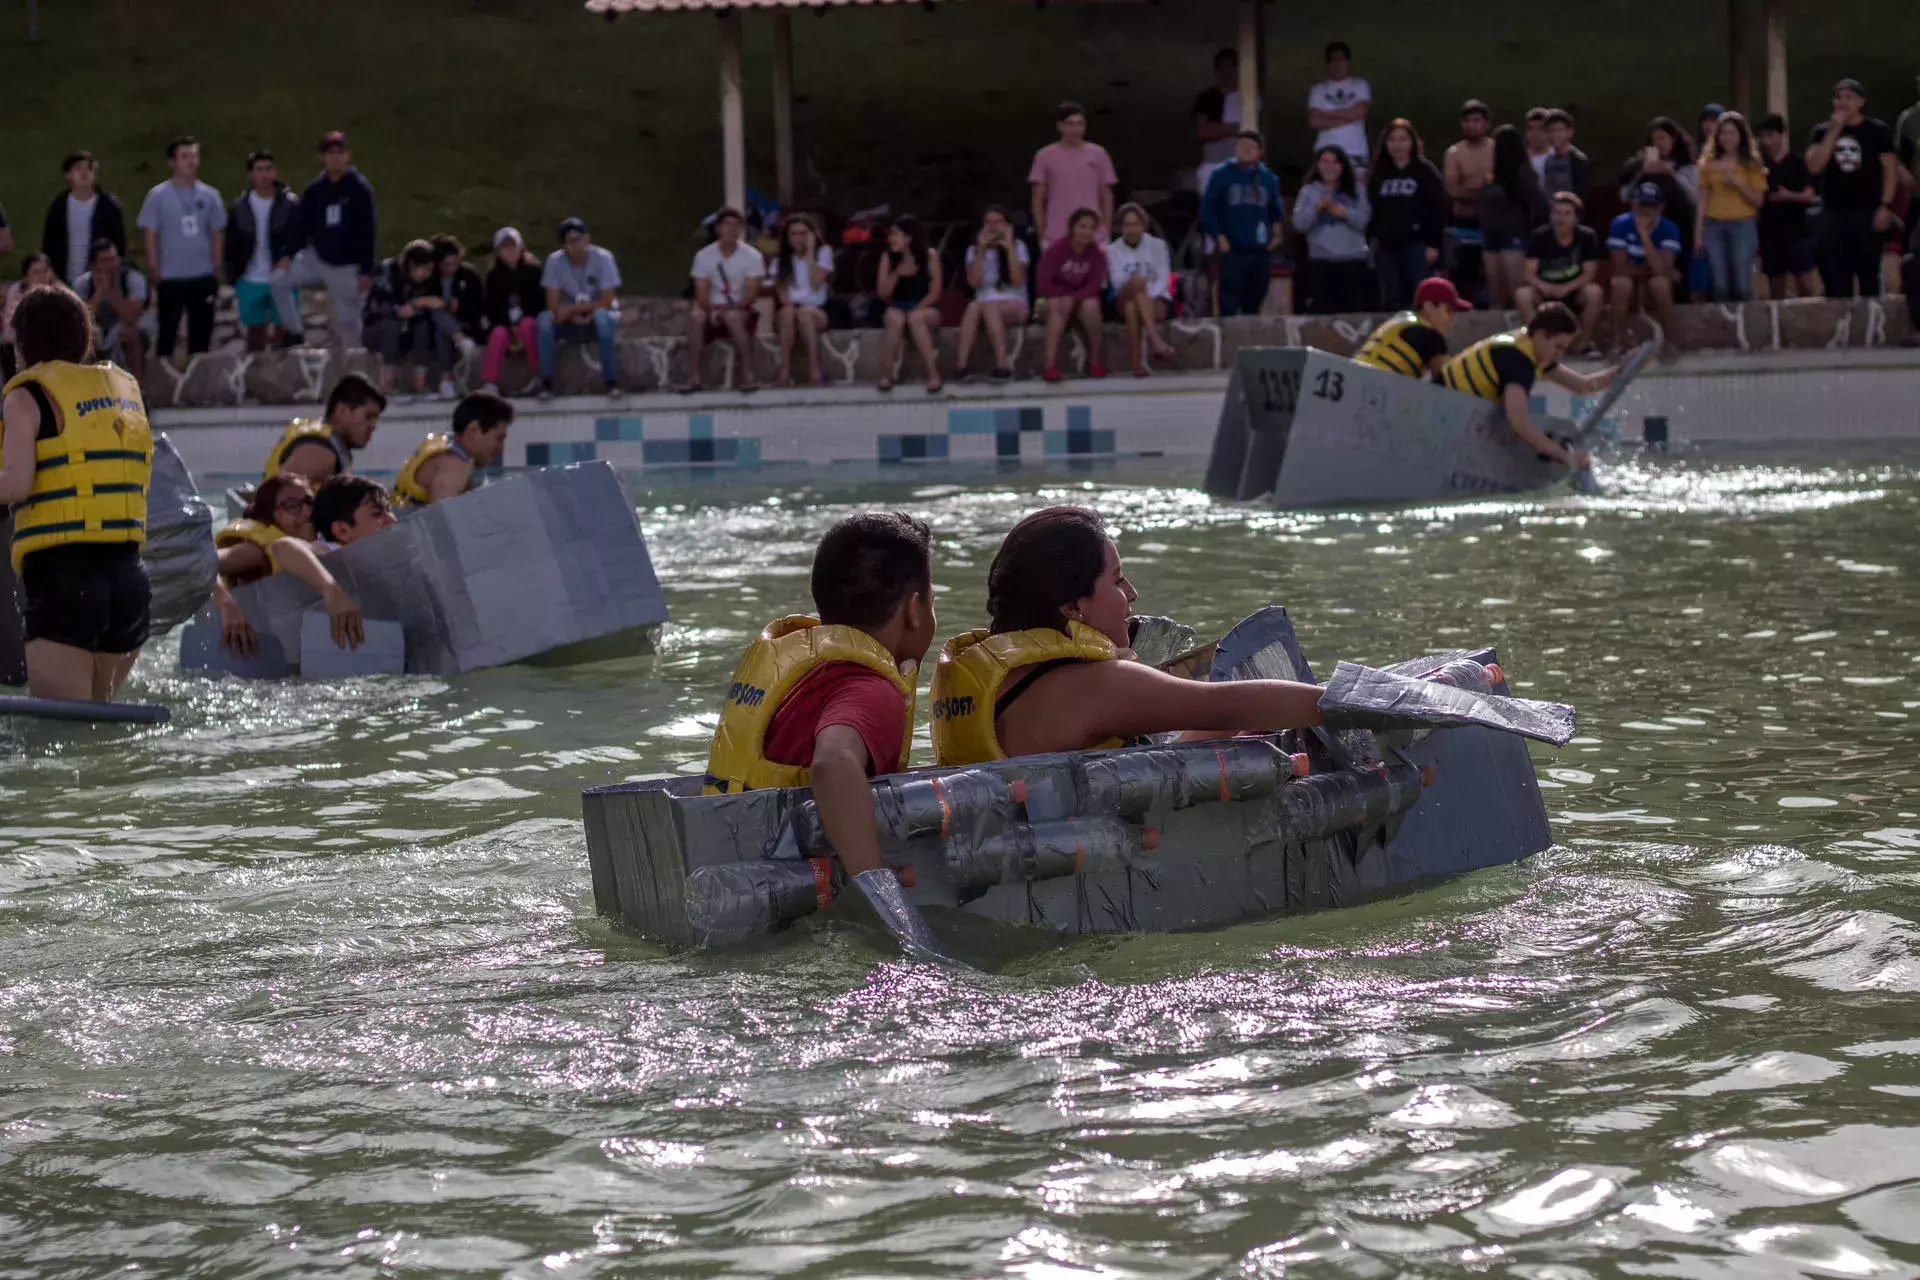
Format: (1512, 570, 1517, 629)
(212, 471, 367, 656)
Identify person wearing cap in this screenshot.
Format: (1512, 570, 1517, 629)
(1352, 276, 1467, 379)
(1518, 192, 1605, 353)
(278, 131, 378, 349)
(1806, 78, 1900, 300)
(481, 228, 545, 393)
(1440, 303, 1616, 473)
(39, 151, 128, 285)
(539, 217, 622, 398)
(1606, 183, 1682, 357)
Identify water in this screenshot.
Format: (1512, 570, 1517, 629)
(6, 453, 1920, 1277)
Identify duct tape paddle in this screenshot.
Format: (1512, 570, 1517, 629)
(0, 695, 170, 725)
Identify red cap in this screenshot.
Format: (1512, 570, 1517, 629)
(1414, 276, 1472, 311)
(317, 130, 348, 151)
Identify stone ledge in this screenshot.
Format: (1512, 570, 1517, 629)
(135, 297, 1915, 408)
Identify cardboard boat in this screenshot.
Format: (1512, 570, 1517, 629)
(179, 460, 669, 678)
(1206, 346, 1627, 507)
(583, 608, 1572, 950)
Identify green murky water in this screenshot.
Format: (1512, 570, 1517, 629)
(6, 452, 1920, 1276)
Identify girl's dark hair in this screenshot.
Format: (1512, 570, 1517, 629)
(888, 214, 929, 274)
(1491, 123, 1530, 197)
(987, 506, 1111, 635)
(1703, 109, 1761, 166)
(1114, 201, 1154, 240)
(1311, 145, 1358, 198)
(244, 473, 309, 526)
(1645, 116, 1696, 166)
(430, 235, 464, 263)
(978, 204, 1012, 290)
(1067, 207, 1101, 234)
(400, 239, 435, 271)
(13, 283, 94, 368)
(1369, 117, 1425, 178)
(775, 212, 824, 290)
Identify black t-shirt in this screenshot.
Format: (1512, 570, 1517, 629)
(1489, 345, 1551, 395)
(1762, 151, 1815, 238)
(1808, 116, 1895, 212)
(1193, 86, 1226, 123)
(1524, 225, 1601, 285)
(1402, 323, 1450, 370)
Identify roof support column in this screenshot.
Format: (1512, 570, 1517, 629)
(1763, 0, 1787, 118)
(772, 10, 795, 207)
(1728, 0, 1751, 117)
(720, 8, 746, 214)
(1236, 0, 1262, 137)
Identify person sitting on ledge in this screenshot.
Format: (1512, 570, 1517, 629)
(1036, 208, 1109, 383)
(1439, 301, 1617, 472)
(1353, 275, 1470, 379)
(210, 471, 366, 654)
(312, 474, 397, 549)
(261, 371, 387, 488)
(393, 390, 513, 507)
(929, 506, 1325, 767)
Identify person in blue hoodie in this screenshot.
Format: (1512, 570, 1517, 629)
(1201, 130, 1285, 316)
(276, 130, 378, 349)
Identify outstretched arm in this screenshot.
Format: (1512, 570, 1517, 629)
(269, 537, 366, 650)
(1007, 657, 1325, 756)
(1502, 383, 1587, 468)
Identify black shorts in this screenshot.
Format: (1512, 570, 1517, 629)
(20, 543, 152, 654)
(1760, 232, 1815, 278)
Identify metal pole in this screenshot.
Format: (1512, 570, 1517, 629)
(1728, 0, 1751, 117)
(1764, 0, 1788, 119)
(719, 9, 746, 214)
(1236, 0, 1260, 137)
(772, 11, 795, 207)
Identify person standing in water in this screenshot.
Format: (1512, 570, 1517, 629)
(0, 283, 153, 701)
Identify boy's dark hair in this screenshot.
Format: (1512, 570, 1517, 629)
(13, 285, 96, 367)
(1526, 301, 1581, 338)
(1324, 40, 1351, 61)
(1549, 190, 1585, 215)
(87, 237, 118, 267)
(1056, 100, 1086, 123)
(166, 135, 197, 159)
(1544, 108, 1575, 129)
(713, 206, 744, 226)
(1213, 48, 1237, 69)
(431, 234, 464, 263)
(1237, 128, 1266, 148)
(1759, 111, 1788, 134)
(1461, 99, 1490, 120)
(62, 150, 94, 174)
(313, 475, 391, 544)
(452, 391, 514, 436)
(1525, 106, 1550, 125)
(811, 512, 934, 631)
(325, 371, 387, 419)
(400, 239, 435, 271)
(246, 149, 275, 169)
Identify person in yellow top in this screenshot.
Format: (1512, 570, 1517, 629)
(1439, 303, 1619, 473)
(1696, 110, 1769, 303)
(209, 471, 367, 658)
(393, 391, 512, 507)
(260, 371, 387, 487)
(929, 506, 1326, 767)
(703, 512, 944, 954)
(1352, 276, 1471, 379)
(0, 284, 153, 701)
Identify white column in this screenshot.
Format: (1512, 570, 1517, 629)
(1236, 0, 1261, 137)
(772, 11, 795, 207)
(1764, 0, 1787, 119)
(720, 9, 746, 213)
(1728, 0, 1751, 117)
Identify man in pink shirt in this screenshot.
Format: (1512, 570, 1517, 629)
(1028, 102, 1119, 249)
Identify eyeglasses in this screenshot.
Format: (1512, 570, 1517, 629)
(276, 495, 315, 513)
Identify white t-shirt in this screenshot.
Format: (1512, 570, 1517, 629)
(690, 241, 767, 307)
(769, 245, 834, 308)
(245, 192, 277, 283)
(1308, 76, 1373, 162)
(65, 194, 98, 283)
(965, 240, 1031, 304)
(1529, 150, 1550, 185)
(1105, 234, 1172, 301)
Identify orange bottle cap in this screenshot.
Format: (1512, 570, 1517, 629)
(1142, 826, 1160, 850)
(1010, 779, 1028, 805)
(1419, 764, 1437, 787)
(1289, 752, 1311, 776)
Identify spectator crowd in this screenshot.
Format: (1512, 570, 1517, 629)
(3, 57, 1918, 397)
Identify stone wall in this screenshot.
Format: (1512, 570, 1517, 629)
(136, 294, 1917, 409)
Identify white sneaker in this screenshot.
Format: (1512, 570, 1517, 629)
(481, 382, 500, 395)
(454, 335, 477, 357)
(437, 378, 456, 399)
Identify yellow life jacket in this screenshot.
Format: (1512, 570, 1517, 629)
(1354, 311, 1436, 378)
(929, 622, 1120, 767)
(1, 361, 152, 573)
(392, 433, 473, 507)
(262, 418, 352, 481)
(1440, 329, 1540, 401)
(213, 518, 287, 585)
(702, 615, 917, 795)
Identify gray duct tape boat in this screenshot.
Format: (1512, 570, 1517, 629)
(583, 607, 1573, 951)
(1204, 346, 1648, 507)
(180, 460, 669, 678)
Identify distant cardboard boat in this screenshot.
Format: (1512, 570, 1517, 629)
(583, 607, 1570, 950)
(1206, 347, 1585, 507)
(180, 460, 669, 678)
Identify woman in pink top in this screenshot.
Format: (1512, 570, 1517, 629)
(1036, 208, 1108, 382)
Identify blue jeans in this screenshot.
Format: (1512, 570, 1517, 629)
(1702, 218, 1758, 301)
(1217, 246, 1272, 317)
(1373, 241, 1432, 311)
(537, 308, 620, 385)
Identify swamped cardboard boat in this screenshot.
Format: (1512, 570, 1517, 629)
(180, 460, 669, 678)
(583, 608, 1573, 948)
